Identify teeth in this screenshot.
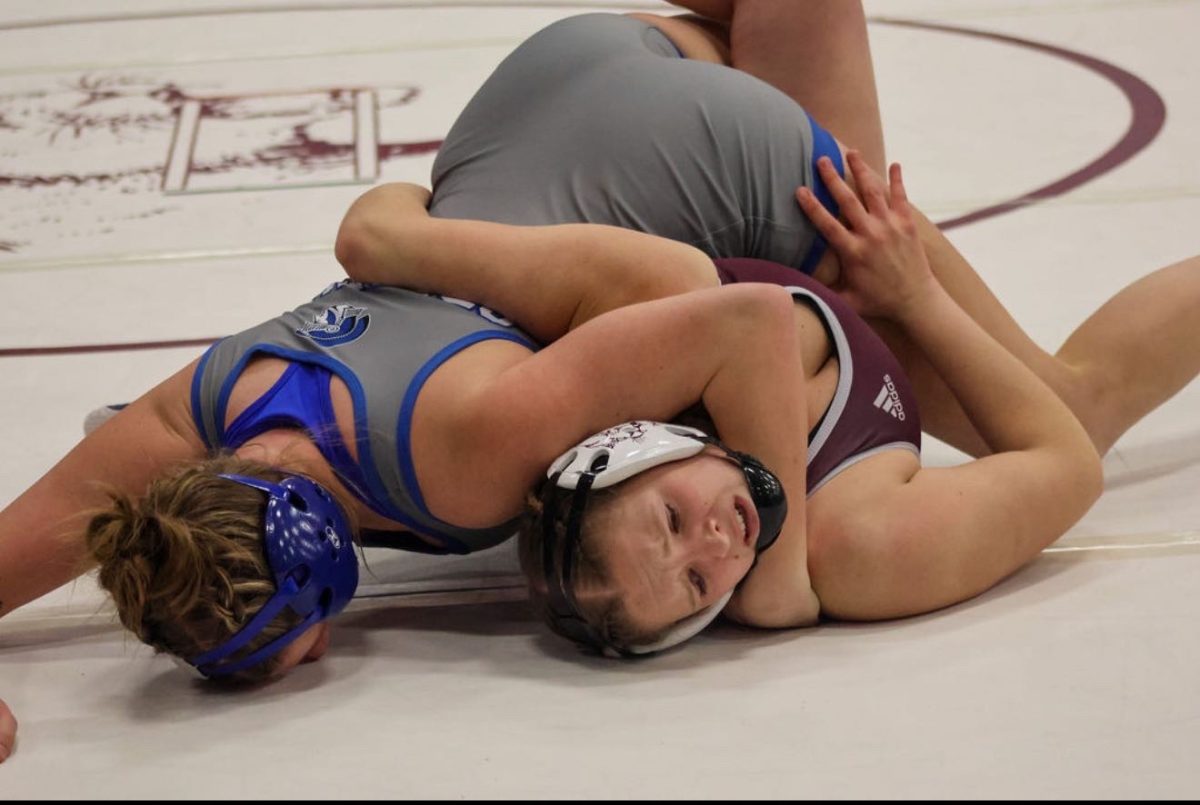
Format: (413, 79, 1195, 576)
(735, 505, 746, 537)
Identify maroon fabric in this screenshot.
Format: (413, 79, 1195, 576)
(713, 258, 922, 494)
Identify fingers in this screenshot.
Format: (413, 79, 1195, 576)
(887, 162, 920, 235)
(846, 151, 890, 216)
(796, 185, 857, 258)
(799, 152, 918, 258)
(812, 154, 871, 232)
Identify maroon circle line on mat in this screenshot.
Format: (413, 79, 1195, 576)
(874, 18, 1166, 230)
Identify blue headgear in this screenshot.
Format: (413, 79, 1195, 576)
(188, 474, 359, 677)
(539, 421, 787, 657)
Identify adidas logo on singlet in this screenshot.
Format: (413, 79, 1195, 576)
(873, 374, 907, 421)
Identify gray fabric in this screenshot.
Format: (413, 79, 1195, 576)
(430, 13, 824, 270)
(194, 281, 534, 551)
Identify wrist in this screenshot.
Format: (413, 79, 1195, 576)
(888, 274, 944, 325)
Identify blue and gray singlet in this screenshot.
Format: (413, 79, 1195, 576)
(190, 280, 538, 555)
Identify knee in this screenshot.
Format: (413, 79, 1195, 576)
(1048, 359, 1124, 456)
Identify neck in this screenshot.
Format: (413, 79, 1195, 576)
(233, 429, 352, 509)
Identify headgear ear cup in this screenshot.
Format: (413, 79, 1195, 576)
(188, 474, 359, 677)
(541, 421, 788, 656)
(720, 450, 787, 553)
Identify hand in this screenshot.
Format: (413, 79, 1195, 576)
(796, 151, 937, 322)
(0, 697, 16, 763)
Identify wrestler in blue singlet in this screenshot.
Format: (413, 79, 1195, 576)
(190, 281, 537, 554)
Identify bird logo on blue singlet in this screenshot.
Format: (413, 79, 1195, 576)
(296, 303, 371, 347)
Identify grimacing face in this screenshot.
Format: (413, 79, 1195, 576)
(592, 448, 760, 636)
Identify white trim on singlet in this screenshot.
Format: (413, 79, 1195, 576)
(807, 441, 922, 497)
(783, 286, 852, 472)
(783, 286, 921, 498)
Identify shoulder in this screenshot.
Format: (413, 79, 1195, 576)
(148, 357, 209, 449)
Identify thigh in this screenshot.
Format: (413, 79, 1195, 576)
(728, 0, 885, 172)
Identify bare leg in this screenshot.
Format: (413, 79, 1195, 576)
(876, 211, 1200, 457)
(641, 1, 884, 171)
(725, 0, 885, 173)
(1055, 255, 1200, 453)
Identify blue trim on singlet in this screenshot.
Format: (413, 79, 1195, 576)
(222, 362, 373, 506)
(218, 361, 470, 556)
(396, 330, 538, 520)
(195, 329, 535, 553)
(800, 112, 845, 274)
(202, 344, 435, 539)
(648, 25, 685, 59)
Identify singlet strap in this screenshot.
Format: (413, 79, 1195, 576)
(222, 361, 374, 512)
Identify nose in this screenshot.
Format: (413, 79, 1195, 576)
(690, 515, 732, 560)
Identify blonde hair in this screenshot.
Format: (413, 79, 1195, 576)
(85, 454, 307, 684)
(517, 482, 669, 653)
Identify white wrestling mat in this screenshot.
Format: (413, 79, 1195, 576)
(2, 0, 1199, 798)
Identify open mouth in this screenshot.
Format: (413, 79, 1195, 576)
(734, 497, 759, 547)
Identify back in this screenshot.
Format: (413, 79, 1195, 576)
(191, 280, 537, 552)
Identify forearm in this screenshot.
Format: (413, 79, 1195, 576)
(898, 282, 1093, 460)
(696, 290, 819, 627)
(0, 490, 91, 619)
(800, 154, 1096, 466)
(335, 182, 440, 289)
(0, 436, 115, 618)
(336, 183, 564, 309)
(1, 366, 205, 620)
(337, 183, 717, 342)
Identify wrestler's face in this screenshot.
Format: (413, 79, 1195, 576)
(271, 622, 332, 678)
(595, 450, 758, 636)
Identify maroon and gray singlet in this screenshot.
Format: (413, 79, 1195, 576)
(714, 259, 921, 495)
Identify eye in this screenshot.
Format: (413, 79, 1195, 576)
(666, 504, 680, 534)
(689, 569, 707, 598)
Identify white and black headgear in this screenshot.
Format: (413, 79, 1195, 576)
(538, 421, 786, 658)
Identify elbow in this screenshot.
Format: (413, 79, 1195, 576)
(334, 215, 373, 281)
(735, 284, 802, 342)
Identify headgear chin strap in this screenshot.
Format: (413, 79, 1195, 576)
(541, 421, 787, 658)
(188, 474, 359, 677)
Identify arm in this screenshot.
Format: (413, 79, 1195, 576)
(456, 283, 819, 626)
(797, 153, 1103, 620)
(334, 182, 718, 343)
(0, 362, 206, 620)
